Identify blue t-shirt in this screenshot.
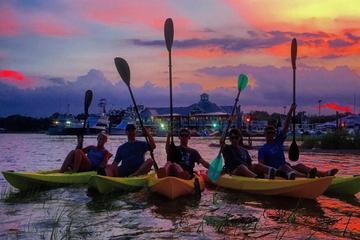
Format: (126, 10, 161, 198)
(84, 146, 110, 170)
(114, 141, 149, 177)
(258, 133, 287, 169)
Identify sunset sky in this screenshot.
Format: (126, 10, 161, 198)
(1, 0, 360, 116)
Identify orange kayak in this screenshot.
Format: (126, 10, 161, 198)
(148, 174, 205, 200)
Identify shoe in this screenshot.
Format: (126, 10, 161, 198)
(286, 171, 296, 180)
(327, 168, 339, 176)
(268, 168, 276, 179)
(307, 167, 317, 178)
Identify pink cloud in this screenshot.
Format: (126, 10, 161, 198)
(0, 3, 21, 36)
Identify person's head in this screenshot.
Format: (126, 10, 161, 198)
(264, 125, 276, 143)
(126, 124, 136, 141)
(228, 128, 242, 145)
(97, 131, 108, 147)
(178, 128, 190, 145)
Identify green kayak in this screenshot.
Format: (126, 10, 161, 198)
(325, 175, 360, 195)
(88, 173, 153, 194)
(2, 170, 97, 191)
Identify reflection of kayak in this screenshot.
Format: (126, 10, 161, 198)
(325, 176, 360, 195)
(148, 174, 204, 200)
(88, 173, 153, 194)
(205, 174, 334, 199)
(2, 170, 96, 191)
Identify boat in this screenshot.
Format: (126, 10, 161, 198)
(88, 173, 153, 194)
(148, 174, 204, 200)
(47, 114, 109, 135)
(206, 174, 334, 199)
(325, 175, 360, 195)
(2, 170, 96, 191)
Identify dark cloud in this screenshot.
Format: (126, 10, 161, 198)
(328, 39, 353, 48)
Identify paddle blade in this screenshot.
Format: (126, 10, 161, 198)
(238, 74, 248, 91)
(291, 38, 297, 70)
(208, 154, 223, 182)
(84, 90, 93, 115)
(164, 18, 174, 52)
(288, 140, 299, 161)
(114, 57, 130, 86)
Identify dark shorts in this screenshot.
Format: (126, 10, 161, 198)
(117, 166, 134, 177)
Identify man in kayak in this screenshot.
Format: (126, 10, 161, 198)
(222, 128, 276, 179)
(105, 124, 155, 177)
(157, 128, 210, 180)
(60, 131, 112, 173)
(258, 104, 338, 179)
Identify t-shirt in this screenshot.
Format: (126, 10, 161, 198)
(222, 145, 252, 173)
(175, 146, 201, 176)
(258, 133, 287, 169)
(114, 141, 149, 177)
(83, 146, 111, 170)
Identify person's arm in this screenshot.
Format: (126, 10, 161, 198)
(100, 151, 113, 168)
(82, 146, 92, 153)
(258, 148, 265, 164)
(195, 150, 210, 169)
(281, 103, 296, 136)
(143, 127, 156, 150)
(112, 147, 121, 166)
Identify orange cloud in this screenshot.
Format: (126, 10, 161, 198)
(320, 103, 352, 113)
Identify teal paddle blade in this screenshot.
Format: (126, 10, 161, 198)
(238, 74, 248, 91)
(208, 154, 223, 182)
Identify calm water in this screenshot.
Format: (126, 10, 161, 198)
(0, 134, 359, 239)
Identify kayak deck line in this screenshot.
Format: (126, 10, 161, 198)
(148, 175, 205, 200)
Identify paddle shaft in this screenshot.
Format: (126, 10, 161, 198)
(292, 67, 296, 142)
(127, 85, 159, 171)
(168, 49, 174, 143)
(218, 89, 241, 154)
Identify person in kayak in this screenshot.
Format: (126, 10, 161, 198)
(157, 128, 210, 180)
(60, 131, 112, 173)
(222, 128, 276, 179)
(258, 104, 338, 179)
(105, 124, 155, 177)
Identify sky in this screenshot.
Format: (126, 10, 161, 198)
(0, 0, 360, 117)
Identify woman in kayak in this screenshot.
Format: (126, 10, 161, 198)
(258, 104, 338, 179)
(60, 131, 112, 173)
(157, 128, 210, 180)
(222, 128, 276, 179)
(105, 124, 155, 177)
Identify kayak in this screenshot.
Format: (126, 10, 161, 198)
(2, 170, 96, 191)
(325, 175, 360, 195)
(148, 174, 205, 200)
(88, 173, 153, 194)
(208, 174, 334, 199)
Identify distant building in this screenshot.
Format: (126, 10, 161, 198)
(139, 93, 243, 134)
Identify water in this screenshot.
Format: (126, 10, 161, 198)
(0, 134, 359, 239)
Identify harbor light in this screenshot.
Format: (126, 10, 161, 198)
(66, 120, 71, 125)
(160, 123, 165, 129)
(212, 123, 217, 128)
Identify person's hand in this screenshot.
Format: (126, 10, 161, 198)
(142, 127, 150, 137)
(288, 103, 297, 114)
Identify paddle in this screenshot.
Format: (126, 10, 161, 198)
(76, 90, 93, 149)
(288, 38, 299, 161)
(208, 74, 248, 182)
(114, 57, 159, 171)
(164, 18, 180, 162)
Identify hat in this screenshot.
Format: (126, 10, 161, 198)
(126, 124, 136, 131)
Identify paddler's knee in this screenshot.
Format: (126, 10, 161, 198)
(145, 158, 154, 166)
